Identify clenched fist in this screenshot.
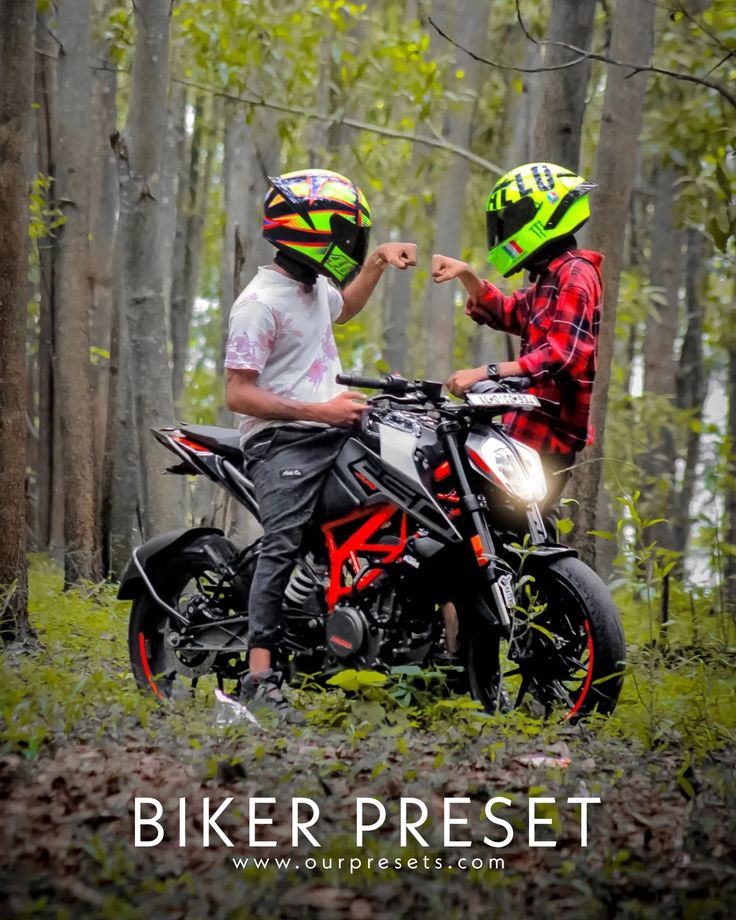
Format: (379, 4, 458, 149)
(376, 242, 417, 270)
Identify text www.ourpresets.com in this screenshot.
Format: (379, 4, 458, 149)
(231, 854, 505, 873)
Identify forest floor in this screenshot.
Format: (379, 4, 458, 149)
(1, 560, 735, 919)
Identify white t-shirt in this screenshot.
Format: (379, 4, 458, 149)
(224, 266, 346, 443)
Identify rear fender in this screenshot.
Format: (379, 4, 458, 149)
(117, 527, 225, 601)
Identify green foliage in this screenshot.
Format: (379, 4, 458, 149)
(3, 555, 734, 763)
(0, 558, 154, 759)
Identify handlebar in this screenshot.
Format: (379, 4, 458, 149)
(336, 373, 409, 393)
(336, 373, 443, 401)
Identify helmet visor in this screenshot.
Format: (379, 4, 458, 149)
(330, 214, 370, 266)
(486, 196, 538, 249)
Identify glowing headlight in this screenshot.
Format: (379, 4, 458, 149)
(471, 440, 548, 504)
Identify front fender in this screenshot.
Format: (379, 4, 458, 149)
(117, 527, 225, 600)
(505, 541, 578, 572)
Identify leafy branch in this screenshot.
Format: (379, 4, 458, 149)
(426, 2, 736, 112)
(91, 63, 504, 177)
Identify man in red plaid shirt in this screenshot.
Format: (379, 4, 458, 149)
(432, 161, 602, 501)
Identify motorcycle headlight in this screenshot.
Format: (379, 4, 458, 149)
(471, 440, 548, 504)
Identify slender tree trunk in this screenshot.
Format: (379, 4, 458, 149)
(89, 50, 118, 573)
(160, 82, 185, 330)
(54, 0, 101, 585)
(640, 166, 682, 548)
(724, 299, 736, 616)
(381, 0, 431, 377)
(425, 0, 491, 380)
(568, 0, 656, 568)
(172, 95, 216, 412)
(671, 228, 707, 560)
(533, 0, 598, 171)
(0, 0, 36, 640)
(112, 0, 182, 543)
(33, 12, 61, 554)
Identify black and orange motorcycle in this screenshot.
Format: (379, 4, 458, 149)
(118, 374, 625, 720)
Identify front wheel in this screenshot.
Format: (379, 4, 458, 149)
(466, 556, 625, 720)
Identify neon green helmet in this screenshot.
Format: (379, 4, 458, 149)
(485, 162, 597, 277)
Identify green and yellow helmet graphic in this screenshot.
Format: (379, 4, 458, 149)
(485, 162, 597, 277)
(263, 169, 372, 284)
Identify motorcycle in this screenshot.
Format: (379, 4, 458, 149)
(118, 374, 625, 720)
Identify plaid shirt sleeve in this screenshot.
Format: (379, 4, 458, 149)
(517, 261, 597, 381)
(465, 280, 533, 336)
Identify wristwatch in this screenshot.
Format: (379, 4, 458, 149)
(486, 363, 500, 381)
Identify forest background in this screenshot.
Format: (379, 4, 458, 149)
(0, 0, 735, 915)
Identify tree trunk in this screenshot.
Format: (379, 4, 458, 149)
(112, 0, 182, 542)
(568, 0, 656, 568)
(0, 0, 36, 640)
(171, 95, 216, 413)
(724, 296, 736, 616)
(33, 11, 62, 555)
(88, 43, 118, 573)
(160, 82, 186, 329)
(425, 0, 491, 380)
(640, 166, 682, 548)
(54, 0, 101, 586)
(671, 228, 707, 561)
(533, 0, 598, 171)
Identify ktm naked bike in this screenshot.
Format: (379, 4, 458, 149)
(119, 374, 625, 720)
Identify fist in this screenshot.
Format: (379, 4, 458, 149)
(446, 367, 487, 398)
(376, 242, 417, 270)
(432, 254, 468, 284)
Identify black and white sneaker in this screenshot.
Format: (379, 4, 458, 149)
(238, 669, 306, 725)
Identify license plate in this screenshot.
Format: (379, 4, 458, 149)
(467, 393, 541, 408)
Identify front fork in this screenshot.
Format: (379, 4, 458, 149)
(438, 421, 515, 629)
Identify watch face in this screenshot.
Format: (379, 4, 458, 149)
(486, 364, 499, 379)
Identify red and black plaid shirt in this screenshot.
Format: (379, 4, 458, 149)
(467, 249, 603, 456)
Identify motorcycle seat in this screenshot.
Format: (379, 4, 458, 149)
(180, 424, 243, 462)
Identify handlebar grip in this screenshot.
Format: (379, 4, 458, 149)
(335, 373, 391, 389)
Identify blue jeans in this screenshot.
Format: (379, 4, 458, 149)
(242, 425, 348, 651)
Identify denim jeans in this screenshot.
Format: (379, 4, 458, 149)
(242, 425, 348, 651)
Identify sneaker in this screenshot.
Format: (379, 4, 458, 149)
(238, 669, 306, 725)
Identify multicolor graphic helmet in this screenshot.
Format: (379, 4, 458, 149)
(263, 169, 372, 284)
(485, 162, 597, 277)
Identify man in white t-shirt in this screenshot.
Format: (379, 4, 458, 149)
(224, 169, 416, 720)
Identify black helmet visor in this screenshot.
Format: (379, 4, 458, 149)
(330, 214, 370, 266)
(486, 195, 538, 249)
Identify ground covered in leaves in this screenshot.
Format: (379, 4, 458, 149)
(1, 560, 735, 919)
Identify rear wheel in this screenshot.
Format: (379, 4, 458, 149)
(466, 556, 625, 720)
(128, 536, 255, 700)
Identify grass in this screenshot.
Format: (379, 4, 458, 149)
(1, 555, 735, 760)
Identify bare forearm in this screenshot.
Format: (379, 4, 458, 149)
(226, 386, 325, 423)
(457, 266, 486, 300)
(337, 242, 417, 323)
(338, 251, 388, 323)
(498, 361, 523, 377)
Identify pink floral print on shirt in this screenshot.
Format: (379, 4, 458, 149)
(321, 326, 339, 361)
(272, 307, 304, 343)
(225, 331, 270, 371)
(306, 356, 329, 386)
